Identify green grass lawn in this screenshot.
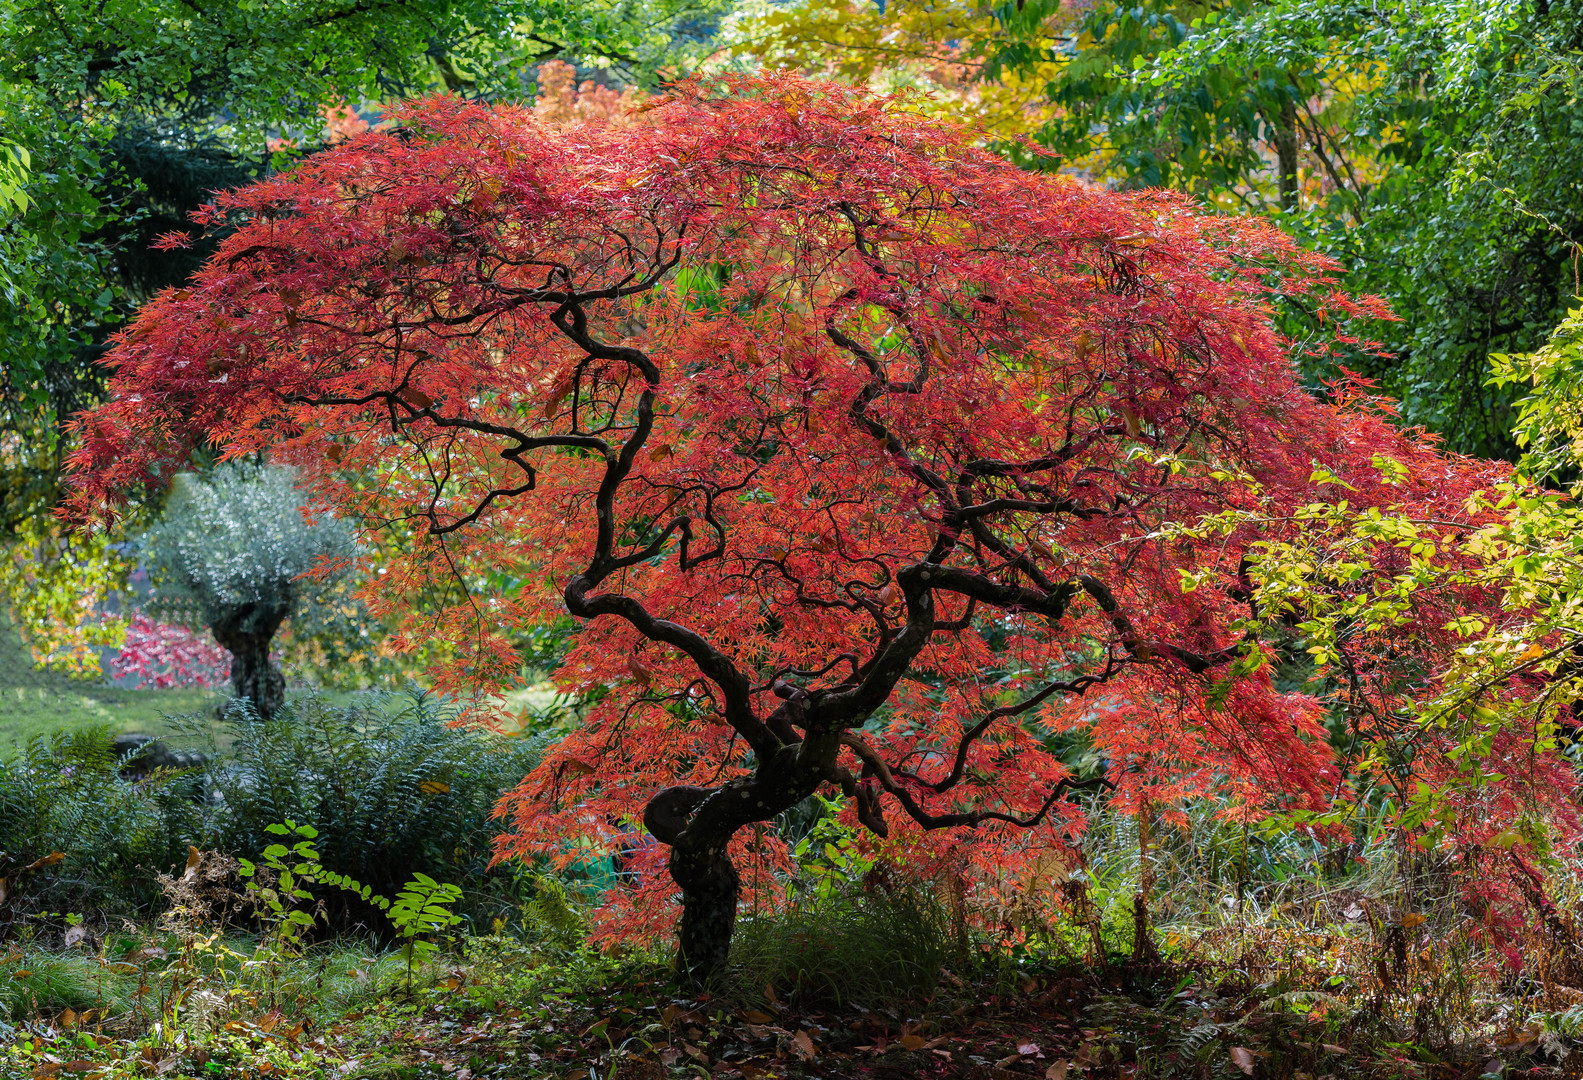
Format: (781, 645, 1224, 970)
(0, 618, 227, 749)
(0, 616, 567, 751)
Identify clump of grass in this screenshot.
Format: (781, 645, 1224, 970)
(0, 950, 136, 1021)
(727, 882, 967, 1009)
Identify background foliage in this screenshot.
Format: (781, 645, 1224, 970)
(748, 0, 1583, 459)
(0, 691, 542, 926)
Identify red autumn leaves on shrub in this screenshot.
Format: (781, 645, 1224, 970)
(70, 75, 1542, 978)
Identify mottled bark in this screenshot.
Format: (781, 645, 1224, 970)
(670, 836, 742, 986)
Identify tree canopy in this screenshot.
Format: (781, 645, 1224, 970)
(0, 0, 731, 533)
(753, 0, 1583, 458)
(70, 77, 1565, 981)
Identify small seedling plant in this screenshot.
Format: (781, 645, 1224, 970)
(386, 873, 463, 992)
(239, 822, 463, 994)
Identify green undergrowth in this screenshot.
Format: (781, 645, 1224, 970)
(728, 883, 984, 1010)
(3, 890, 1582, 1079)
(0, 692, 543, 924)
(0, 935, 402, 1028)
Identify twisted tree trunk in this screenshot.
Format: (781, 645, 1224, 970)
(643, 745, 833, 986)
(670, 836, 742, 984)
(210, 601, 289, 721)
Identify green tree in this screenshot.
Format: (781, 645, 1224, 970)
(987, 0, 1583, 458)
(140, 462, 356, 719)
(0, 0, 735, 533)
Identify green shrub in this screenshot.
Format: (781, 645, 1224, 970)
(0, 692, 542, 926)
(0, 726, 200, 916)
(728, 883, 967, 1009)
(203, 689, 541, 928)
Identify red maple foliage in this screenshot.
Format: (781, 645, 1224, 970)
(70, 76, 1523, 979)
(109, 612, 232, 690)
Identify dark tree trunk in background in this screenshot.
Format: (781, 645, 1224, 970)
(1273, 97, 1300, 212)
(210, 601, 288, 721)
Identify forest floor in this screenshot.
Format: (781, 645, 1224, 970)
(5, 937, 1576, 1080)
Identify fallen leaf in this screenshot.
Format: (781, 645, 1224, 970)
(1018, 1041, 1041, 1055)
(899, 1034, 926, 1051)
(742, 1010, 775, 1025)
(791, 1030, 817, 1062)
(1046, 1062, 1069, 1080)
(1230, 1047, 1256, 1076)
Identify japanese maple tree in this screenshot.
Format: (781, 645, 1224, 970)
(71, 76, 1520, 981)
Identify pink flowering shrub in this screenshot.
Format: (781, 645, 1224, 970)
(109, 613, 231, 690)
